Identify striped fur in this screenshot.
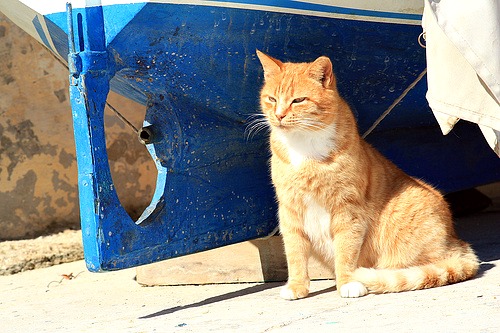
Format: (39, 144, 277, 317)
(353, 244, 479, 293)
(256, 51, 480, 300)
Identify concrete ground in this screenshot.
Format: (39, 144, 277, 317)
(1, 208, 499, 332)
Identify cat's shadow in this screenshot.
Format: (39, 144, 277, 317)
(138, 283, 282, 319)
(139, 281, 337, 319)
(138, 282, 339, 319)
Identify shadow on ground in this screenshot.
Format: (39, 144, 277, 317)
(455, 211, 500, 262)
(139, 283, 281, 319)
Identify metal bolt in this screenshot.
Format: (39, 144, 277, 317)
(138, 126, 154, 145)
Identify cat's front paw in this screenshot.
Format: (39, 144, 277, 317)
(280, 282, 310, 300)
(339, 281, 368, 298)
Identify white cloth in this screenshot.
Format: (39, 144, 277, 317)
(423, 0, 500, 155)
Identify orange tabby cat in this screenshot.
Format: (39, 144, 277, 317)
(255, 50, 479, 299)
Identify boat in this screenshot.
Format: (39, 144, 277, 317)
(2, 0, 500, 271)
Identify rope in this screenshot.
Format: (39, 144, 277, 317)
(105, 102, 139, 133)
(45, 49, 140, 135)
(362, 68, 427, 139)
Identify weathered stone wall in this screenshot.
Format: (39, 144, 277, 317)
(0, 13, 155, 240)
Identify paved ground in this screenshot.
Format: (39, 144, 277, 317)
(1, 209, 499, 332)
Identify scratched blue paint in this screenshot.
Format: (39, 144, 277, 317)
(55, 2, 500, 271)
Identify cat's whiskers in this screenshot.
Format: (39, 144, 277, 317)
(296, 117, 331, 133)
(275, 117, 330, 136)
(246, 121, 269, 139)
(245, 114, 270, 140)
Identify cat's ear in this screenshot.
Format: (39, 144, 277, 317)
(308, 56, 335, 88)
(256, 50, 283, 80)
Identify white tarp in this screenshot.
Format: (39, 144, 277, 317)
(422, 0, 500, 155)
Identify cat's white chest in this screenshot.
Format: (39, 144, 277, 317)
(276, 123, 336, 167)
(303, 196, 335, 261)
(287, 147, 307, 167)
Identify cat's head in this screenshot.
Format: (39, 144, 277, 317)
(256, 50, 338, 134)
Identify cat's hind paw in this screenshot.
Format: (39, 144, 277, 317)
(280, 283, 310, 300)
(339, 281, 368, 298)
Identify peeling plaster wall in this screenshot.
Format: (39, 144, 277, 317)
(0, 14, 155, 240)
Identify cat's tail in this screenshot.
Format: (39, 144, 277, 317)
(352, 246, 480, 294)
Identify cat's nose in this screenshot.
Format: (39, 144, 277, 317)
(275, 113, 286, 121)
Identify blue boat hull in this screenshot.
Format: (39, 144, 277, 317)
(15, 2, 500, 270)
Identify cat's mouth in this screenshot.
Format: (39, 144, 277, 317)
(274, 122, 291, 131)
(274, 124, 301, 136)
(272, 117, 294, 129)
(273, 120, 312, 133)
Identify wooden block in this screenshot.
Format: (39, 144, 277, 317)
(136, 236, 333, 286)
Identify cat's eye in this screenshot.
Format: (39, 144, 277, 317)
(292, 97, 306, 104)
(268, 96, 277, 103)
